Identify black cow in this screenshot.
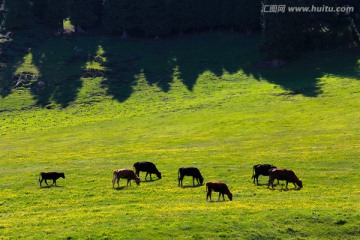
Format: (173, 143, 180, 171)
(178, 167, 204, 186)
(268, 168, 303, 189)
(133, 161, 161, 180)
(252, 164, 277, 185)
(206, 182, 233, 201)
(39, 172, 65, 187)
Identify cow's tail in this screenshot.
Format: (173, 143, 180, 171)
(251, 165, 256, 179)
(112, 171, 117, 188)
(38, 173, 42, 186)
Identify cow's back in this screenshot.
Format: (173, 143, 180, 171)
(270, 169, 297, 181)
(207, 182, 229, 192)
(115, 169, 136, 179)
(179, 167, 200, 176)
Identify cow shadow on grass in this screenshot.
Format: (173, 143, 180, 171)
(113, 186, 126, 191)
(39, 185, 65, 189)
(179, 184, 203, 189)
(270, 188, 302, 192)
(140, 179, 160, 183)
(268, 184, 302, 191)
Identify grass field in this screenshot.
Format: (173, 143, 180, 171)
(0, 31, 360, 239)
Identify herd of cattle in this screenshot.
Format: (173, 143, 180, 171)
(38, 163, 303, 201)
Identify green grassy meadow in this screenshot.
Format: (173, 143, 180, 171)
(0, 31, 360, 239)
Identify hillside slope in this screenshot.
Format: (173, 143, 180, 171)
(0, 32, 359, 239)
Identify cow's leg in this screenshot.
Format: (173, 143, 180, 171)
(206, 190, 212, 201)
(268, 178, 275, 188)
(285, 181, 289, 189)
(53, 179, 56, 186)
(112, 175, 118, 188)
(178, 176, 183, 186)
(117, 178, 120, 187)
(44, 179, 49, 186)
(254, 174, 259, 185)
(145, 172, 149, 180)
(218, 192, 221, 201)
(192, 177, 195, 186)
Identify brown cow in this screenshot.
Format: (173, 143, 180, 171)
(268, 168, 303, 189)
(112, 169, 140, 188)
(206, 181, 233, 201)
(39, 172, 65, 187)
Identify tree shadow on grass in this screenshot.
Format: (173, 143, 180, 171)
(0, 33, 35, 98)
(2, 30, 359, 107)
(101, 32, 359, 103)
(244, 48, 360, 97)
(30, 35, 99, 107)
(100, 32, 250, 102)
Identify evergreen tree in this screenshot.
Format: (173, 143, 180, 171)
(69, 0, 102, 32)
(260, 0, 359, 59)
(260, 0, 306, 60)
(140, 0, 172, 37)
(2, 0, 32, 30)
(169, 0, 188, 33)
(103, 0, 140, 35)
(43, 0, 68, 29)
(181, 0, 201, 32)
(200, 0, 222, 30)
(32, 0, 47, 22)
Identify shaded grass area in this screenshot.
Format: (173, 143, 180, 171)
(1, 29, 359, 110)
(0, 31, 360, 239)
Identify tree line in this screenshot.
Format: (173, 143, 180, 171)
(0, 0, 359, 60)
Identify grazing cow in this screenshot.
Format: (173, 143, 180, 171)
(206, 182, 233, 201)
(252, 164, 277, 185)
(268, 168, 303, 189)
(39, 172, 65, 187)
(112, 169, 140, 188)
(178, 167, 204, 186)
(133, 161, 162, 180)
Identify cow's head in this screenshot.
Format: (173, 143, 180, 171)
(297, 180, 303, 188)
(228, 192, 233, 201)
(60, 173, 65, 179)
(199, 177, 204, 185)
(135, 177, 140, 186)
(156, 171, 162, 179)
